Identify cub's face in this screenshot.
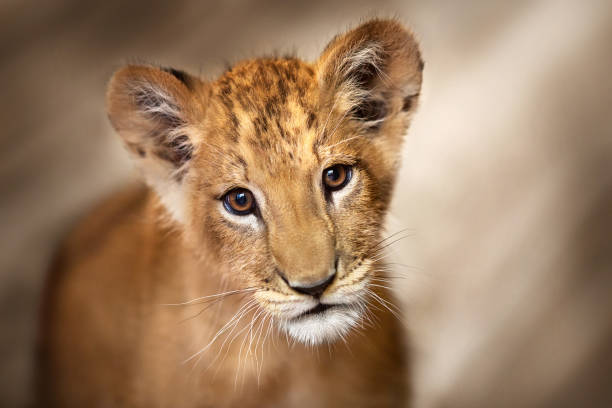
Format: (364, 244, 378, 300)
(107, 19, 422, 345)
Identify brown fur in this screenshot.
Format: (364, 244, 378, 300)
(38, 19, 423, 407)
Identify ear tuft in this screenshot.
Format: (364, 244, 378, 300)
(130, 81, 185, 128)
(337, 42, 385, 88)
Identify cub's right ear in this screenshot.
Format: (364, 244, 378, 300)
(106, 65, 208, 223)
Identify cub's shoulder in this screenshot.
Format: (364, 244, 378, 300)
(63, 184, 151, 255)
(45, 184, 153, 289)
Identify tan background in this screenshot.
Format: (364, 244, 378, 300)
(1, 1, 611, 406)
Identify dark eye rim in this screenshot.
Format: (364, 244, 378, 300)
(322, 164, 353, 192)
(222, 188, 256, 216)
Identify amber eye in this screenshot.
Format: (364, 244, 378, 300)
(323, 164, 352, 192)
(223, 188, 256, 216)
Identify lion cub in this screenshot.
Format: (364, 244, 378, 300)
(38, 19, 423, 407)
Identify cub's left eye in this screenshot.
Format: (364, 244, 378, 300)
(322, 164, 352, 192)
(223, 188, 256, 216)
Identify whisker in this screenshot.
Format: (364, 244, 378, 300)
(261, 317, 274, 375)
(369, 234, 415, 258)
(184, 299, 257, 364)
(207, 298, 260, 374)
(161, 287, 258, 306)
(367, 290, 404, 324)
(369, 276, 408, 282)
(211, 317, 253, 380)
(320, 109, 353, 150)
(371, 227, 415, 250)
(370, 267, 432, 279)
(368, 282, 394, 291)
(179, 298, 225, 323)
(236, 308, 264, 390)
(363, 297, 385, 319)
(321, 134, 361, 151)
(383, 262, 425, 271)
(253, 314, 270, 385)
(249, 312, 265, 374)
(317, 97, 338, 143)
(180, 292, 254, 324)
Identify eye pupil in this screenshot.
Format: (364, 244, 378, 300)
(326, 168, 340, 182)
(235, 191, 248, 206)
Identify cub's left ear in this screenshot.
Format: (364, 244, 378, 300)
(317, 19, 423, 129)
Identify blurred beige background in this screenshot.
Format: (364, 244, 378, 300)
(1, 1, 611, 407)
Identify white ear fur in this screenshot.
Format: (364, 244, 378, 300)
(145, 164, 188, 223)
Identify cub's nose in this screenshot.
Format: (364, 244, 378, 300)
(283, 273, 336, 298)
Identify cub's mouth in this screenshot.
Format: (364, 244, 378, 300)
(282, 302, 361, 345)
(294, 303, 339, 320)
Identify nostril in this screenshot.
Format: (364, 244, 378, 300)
(290, 273, 336, 298)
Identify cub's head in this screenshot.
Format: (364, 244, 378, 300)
(107, 19, 423, 345)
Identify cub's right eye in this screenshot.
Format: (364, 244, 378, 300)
(222, 188, 256, 216)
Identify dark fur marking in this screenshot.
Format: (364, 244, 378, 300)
(126, 142, 146, 157)
(173, 167, 188, 182)
(221, 84, 232, 96)
(276, 79, 288, 103)
(236, 92, 253, 112)
(217, 78, 235, 109)
(236, 156, 248, 169)
(274, 118, 287, 140)
(219, 93, 234, 111)
(157, 111, 184, 128)
(229, 112, 240, 130)
(296, 85, 306, 99)
(252, 136, 272, 152)
(253, 116, 269, 134)
(155, 134, 193, 167)
(402, 96, 413, 112)
(161, 67, 192, 90)
(269, 63, 281, 77)
(312, 138, 321, 158)
(264, 98, 280, 118)
(306, 112, 316, 129)
(350, 61, 378, 89)
(351, 99, 386, 124)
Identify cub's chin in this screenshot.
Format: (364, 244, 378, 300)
(280, 304, 362, 346)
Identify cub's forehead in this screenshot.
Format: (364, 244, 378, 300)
(204, 58, 326, 176)
(215, 57, 317, 105)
